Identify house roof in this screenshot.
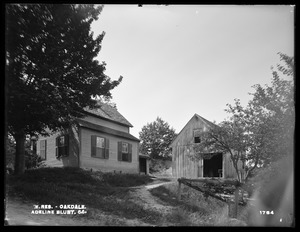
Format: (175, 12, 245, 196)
(83, 102, 133, 128)
(170, 113, 218, 146)
(77, 119, 140, 142)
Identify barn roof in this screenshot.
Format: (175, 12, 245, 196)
(170, 113, 218, 146)
(83, 102, 133, 128)
(194, 114, 218, 129)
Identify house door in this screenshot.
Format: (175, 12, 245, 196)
(139, 157, 147, 174)
(203, 153, 223, 177)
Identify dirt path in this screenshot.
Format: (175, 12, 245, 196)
(5, 180, 175, 226)
(132, 183, 175, 213)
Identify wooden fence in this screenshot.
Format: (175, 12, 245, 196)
(177, 178, 244, 218)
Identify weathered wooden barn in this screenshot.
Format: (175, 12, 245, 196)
(171, 114, 244, 179)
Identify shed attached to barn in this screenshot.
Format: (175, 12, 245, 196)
(170, 114, 244, 179)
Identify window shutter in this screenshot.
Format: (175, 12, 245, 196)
(118, 141, 122, 161)
(45, 140, 47, 160)
(65, 134, 69, 146)
(91, 135, 96, 157)
(105, 138, 109, 159)
(128, 143, 132, 162)
(65, 134, 69, 157)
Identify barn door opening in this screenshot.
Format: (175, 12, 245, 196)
(203, 153, 223, 177)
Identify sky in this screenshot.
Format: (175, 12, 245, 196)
(91, 5, 294, 138)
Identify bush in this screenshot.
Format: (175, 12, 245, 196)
(149, 159, 172, 173)
(25, 150, 43, 170)
(244, 155, 293, 197)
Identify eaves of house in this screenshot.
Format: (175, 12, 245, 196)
(77, 119, 140, 142)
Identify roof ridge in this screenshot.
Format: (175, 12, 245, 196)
(97, 104, 112, 118)
(170, 113, 217, 146)
(194, 113, 217, 127)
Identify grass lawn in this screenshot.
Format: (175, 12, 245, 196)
(6, 167, 163, 225)
(6, 167, 250, 226)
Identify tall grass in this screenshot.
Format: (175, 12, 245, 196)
(150, 183, 248, 226)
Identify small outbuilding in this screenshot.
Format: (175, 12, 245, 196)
(139, 153, 150, 175)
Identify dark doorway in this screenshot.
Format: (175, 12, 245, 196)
(203, 153, 222, 177)
(139, 157, 147, 174)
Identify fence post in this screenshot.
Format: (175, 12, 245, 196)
(234, 187, 239, 218)
(228, 201, 233, 218)
(177, 179, 182, 201)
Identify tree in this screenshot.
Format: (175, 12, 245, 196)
(228, 53, 294, 169)
(192, 119, 248, 183)
(6, 134, 42, 173)
(193, 53, 294, 182)
(245, 52, 294, 164)
(139, 117, 177, 160)
(5, 4, 122, 174)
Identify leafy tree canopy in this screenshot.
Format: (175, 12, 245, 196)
(139, 117, 177, 160)
(6, 4, 122, 137)
(6, 4, 122, 174)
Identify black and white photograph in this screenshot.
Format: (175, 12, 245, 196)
(5, 4, 294, 227)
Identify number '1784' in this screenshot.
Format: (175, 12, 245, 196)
(260, 210, 274, 215)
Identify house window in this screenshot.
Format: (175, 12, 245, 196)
(56, 135, 69, 158)
(118, 141, 132, 162)
(60, 136, 65, 146)
(96, 137, 105, 148)
(91, 135, 109, 159)
(40, 140, 47, 160)
(122, 142, 129, 161)
(122, 142, 128, 153)
(194, 129, 201, 143)
(31, 139, 37, 155)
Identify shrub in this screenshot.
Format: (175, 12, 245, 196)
(149, 159, 172, 173)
